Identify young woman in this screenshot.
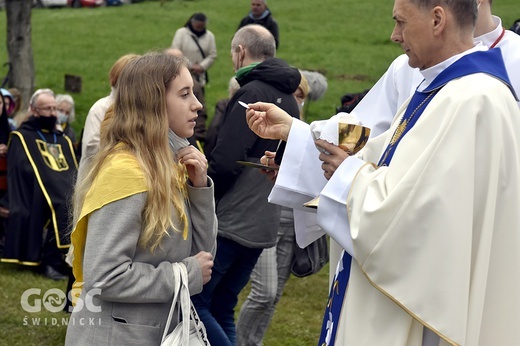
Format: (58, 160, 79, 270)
(65, 52, 216, 345)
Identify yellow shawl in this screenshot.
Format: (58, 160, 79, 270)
(69, 150, 147, 301)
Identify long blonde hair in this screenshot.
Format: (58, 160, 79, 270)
(73, 52, 189, 252)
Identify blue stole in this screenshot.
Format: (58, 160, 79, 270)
(317, 251, 352, 346)
(317, 48, 513, 346)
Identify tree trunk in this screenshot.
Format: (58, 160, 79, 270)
(5, 0, 34, 111)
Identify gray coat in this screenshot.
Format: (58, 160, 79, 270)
(65, 181, 217, 345)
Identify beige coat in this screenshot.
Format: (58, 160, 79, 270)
(171, 27, 217, 87)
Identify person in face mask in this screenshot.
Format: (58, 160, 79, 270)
(0, 88, 78, 281)
(55, 94, 77, 144)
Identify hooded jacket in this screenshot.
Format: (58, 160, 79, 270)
(208, 57, 300, 248)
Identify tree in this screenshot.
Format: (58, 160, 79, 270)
(5, 0, 34, 111)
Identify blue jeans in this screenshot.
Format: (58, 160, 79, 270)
(192, 236, 263, 346)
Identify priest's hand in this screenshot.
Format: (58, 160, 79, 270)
(177, 145, 208, 187)
(246, 102, 293, 141)
(315, 139, 350, 180)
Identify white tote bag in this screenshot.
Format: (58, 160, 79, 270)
(161, 262, 210, 346)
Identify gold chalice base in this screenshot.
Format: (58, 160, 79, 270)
(303, 195, 320, 209)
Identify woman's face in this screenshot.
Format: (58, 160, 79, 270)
(166, 66, 203, 138)
(191, 19, 206, 33)
(293, 87, 306, 107)
(57, 101, 73, 123)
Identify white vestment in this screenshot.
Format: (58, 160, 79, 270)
(270, 15, 520, 284)
(474, 16, 520, 107)
(327, 71, 520, 345)
(351, 54, 423, 138)
(271, 45, 520, 344)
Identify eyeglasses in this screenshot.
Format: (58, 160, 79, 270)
(35, 106, 57, 113)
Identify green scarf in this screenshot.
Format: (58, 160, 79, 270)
(235, 62, 261, 80)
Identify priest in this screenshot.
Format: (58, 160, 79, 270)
(244, 0, 520, 344)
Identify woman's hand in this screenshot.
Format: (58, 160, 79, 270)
(190, 63, 204, 74)
(176, 146, 208, 187)
(194, 251, 213, 285)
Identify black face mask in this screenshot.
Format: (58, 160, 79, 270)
(37, 115, 57, 131)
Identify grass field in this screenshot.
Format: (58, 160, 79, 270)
(0, 259, 330, 345)
(1, 1, 518, 129)
(0, 0, 519, 345)
(1, 0, 402, 132)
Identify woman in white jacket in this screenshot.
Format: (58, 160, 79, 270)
(171, 12, 217, 90)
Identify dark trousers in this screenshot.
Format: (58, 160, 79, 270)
(192, 236, 263, 346)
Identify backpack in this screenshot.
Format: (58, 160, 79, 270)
(510, 19, 520, 35)
(336, 89, 370, 113)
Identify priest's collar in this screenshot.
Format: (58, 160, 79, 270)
(473, 15, 503, 48)
(417, 45, 486, 92)
(419, 48, 517, 101)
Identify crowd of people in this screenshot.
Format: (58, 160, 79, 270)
(0, 0, 520, 345)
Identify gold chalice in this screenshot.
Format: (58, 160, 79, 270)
(303, 122, 371, 209)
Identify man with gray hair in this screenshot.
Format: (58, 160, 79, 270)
(1, 88, 77, 281)
(238, 0, 279, 49)
(191, 24, 300, 346)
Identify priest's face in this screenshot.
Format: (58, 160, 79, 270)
(390, 0, 436, 70)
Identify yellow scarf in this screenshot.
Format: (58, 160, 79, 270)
(69, 150, 147, 302)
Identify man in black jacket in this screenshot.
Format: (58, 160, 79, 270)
(193, 24, 300, 346)
(237, 0, 279, 49)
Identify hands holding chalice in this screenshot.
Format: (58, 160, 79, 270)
(303, 119, 370, 208)
(315, 121, 371, 180)
(245, 102, 371, 185)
